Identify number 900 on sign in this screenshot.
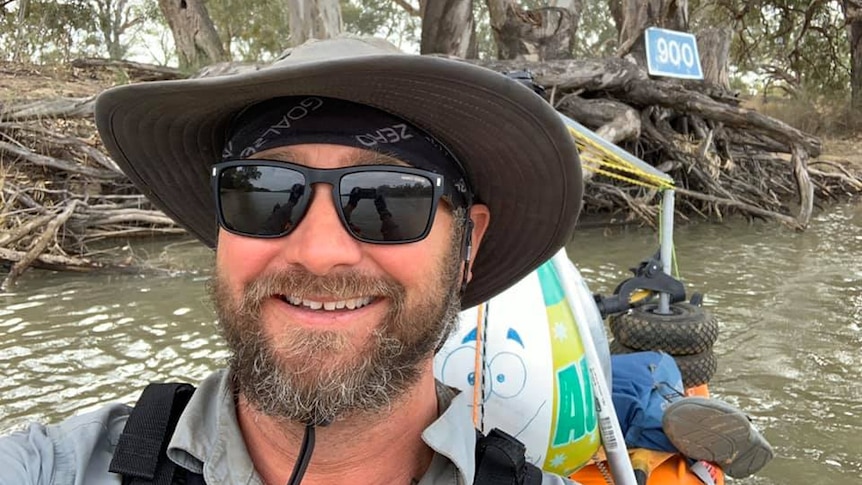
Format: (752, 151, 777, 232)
(655, 38, 696, 69)
(644, 27, 704, 80)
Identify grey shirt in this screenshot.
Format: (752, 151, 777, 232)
(0, 370, 577, 485)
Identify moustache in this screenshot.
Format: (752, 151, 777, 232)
(236, 268, 407, 314)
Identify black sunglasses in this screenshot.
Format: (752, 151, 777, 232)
(212, 159, 464, 244)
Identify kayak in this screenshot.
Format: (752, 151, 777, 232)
(435, 259, 725, 485)
(571, 385, 725, 485)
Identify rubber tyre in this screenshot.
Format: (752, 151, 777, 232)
(608, 302, 719, 355)
(609, 340, 718, 388)
(673, 350, 718, 388)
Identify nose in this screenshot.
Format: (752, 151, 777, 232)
(281, 184, 363, 275)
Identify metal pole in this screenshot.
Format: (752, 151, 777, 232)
(658, 189, 675, 314)
(552, 251, 638, 485)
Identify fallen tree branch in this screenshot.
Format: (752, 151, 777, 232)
(0, 96, 96, 120)
(78, 208, 176, 227)
(0, 213, 55, 247)
(0, 140, 120, 179)
(0, 247, 116, 273)
(70, 58, 184, 81)
(2, 200, 79, 290)
(673, 186, 804, 230)
(791, 144, 814, 228)
(0, 122, 124, 174)
(622, 80, 822, 157)
(808, 161, 862, 189)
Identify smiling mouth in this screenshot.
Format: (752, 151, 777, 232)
(277, 295, 375, 311)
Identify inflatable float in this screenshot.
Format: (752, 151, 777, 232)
(435, 256, 724, 485)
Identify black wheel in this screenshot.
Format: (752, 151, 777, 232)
(608, 302, 719, 355)
(609, 340, 718, 388)
(674, 349, 718, 388)
(609, 339, 630, 354)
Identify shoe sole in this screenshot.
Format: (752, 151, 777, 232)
(662, 397, 774, 478)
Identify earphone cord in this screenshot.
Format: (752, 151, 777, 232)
(285, 424, 315, 485)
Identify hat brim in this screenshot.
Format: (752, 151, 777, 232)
(95, 53, 582, 308)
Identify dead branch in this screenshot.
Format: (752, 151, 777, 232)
(0, 213, 54, 247)
(0, 96, 96, 120)
(2, 53, 862, 283)
(70, 58, 184, 81)
(622, 79, 822, 157)
(791, 144, 814, 228)
(0, 141, 119, 178)
(0, 247, 113, 273)
(0, 122, 124, 174)
(2, 200, 79, 289)
(674, 187, 804, 230)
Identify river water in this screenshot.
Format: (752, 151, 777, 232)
(2, 204, 861, 484)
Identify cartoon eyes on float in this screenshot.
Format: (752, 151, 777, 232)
(438, 326, 529, 400)
(440, 346, 478, 389)
(488, 351, 527, 398)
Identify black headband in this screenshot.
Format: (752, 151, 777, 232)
(222, 96, 472, 207)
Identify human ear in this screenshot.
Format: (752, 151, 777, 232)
(463, 204, 490, 282)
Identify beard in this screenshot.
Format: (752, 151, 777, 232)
(210, 241, 463, 426)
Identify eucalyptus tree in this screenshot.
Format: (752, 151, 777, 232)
(285, 0, 342, 47)
(91, 0, 144, 59)
(693, 0, 851, 100)
(206, 0, 289, 61)
(1, 0, 98, 62)
(157, 0, 227, 70)
(421, 0, 474, 56)
(844, 0, 862, 111)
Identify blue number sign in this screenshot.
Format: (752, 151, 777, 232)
(644, 27, 703, 80)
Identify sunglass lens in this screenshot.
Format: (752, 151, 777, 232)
(219, 165, 309, 236)
(339, 172, 434, 242)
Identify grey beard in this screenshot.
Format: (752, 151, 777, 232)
(210, 251, 462, 425)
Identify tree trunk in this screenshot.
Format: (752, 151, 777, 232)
(157, 0, 227, 70)
(609, 0, 689, 61)
(845, 0, 862, 112)
(94, 0, 130, 60)
(697, 27, 731, 90)
(13, 0, 31, 62)
(286, 0, 343, 47)
(421, 0, 473, 57)
(485, 0, 583, 60)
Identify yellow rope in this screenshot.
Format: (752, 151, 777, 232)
(568, 126, 675, 191)
(581, 162, 666, 190)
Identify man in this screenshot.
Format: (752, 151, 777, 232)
(0, 36, 583, 484)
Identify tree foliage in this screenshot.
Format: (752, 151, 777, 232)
(692, 0, 850, 99)
(206, 0, 289, 61)
(1, 0, 98, 62)
(0, 0, 856, 106)
(0, 0, 158, 63)
(342, 0, 422, 50)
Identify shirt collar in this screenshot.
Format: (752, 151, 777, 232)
(166, 369, 258, 484)
(423, 382, 477, 484)
(166, 370, 476, 484)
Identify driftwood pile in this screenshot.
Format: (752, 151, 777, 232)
(0, 60, 186, 289)
(1, 57, 861, 289)
(472, 57, 862, 230)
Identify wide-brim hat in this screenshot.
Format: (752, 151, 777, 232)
(95, 36, 583, 308)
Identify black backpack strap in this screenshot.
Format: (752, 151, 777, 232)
(109, 383, 197, 485)
(474, 428, 543, 485)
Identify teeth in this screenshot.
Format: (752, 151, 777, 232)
(309, 301, 324, 310)
(282, 296, 373, 311)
